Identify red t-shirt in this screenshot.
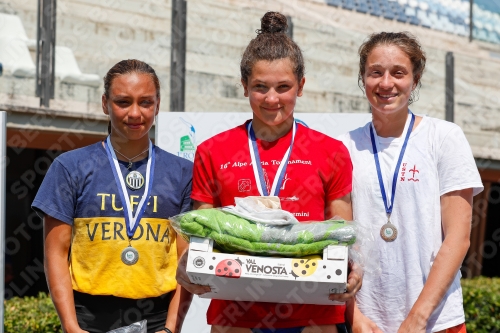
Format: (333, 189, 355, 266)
(191, 121, 353, 328)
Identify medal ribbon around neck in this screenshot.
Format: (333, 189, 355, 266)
(369, 112, 415, 219)
(247, 120, 296, 197)
(104, 136, 155, 238)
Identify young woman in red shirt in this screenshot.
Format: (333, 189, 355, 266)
(176, 12, 361, 333)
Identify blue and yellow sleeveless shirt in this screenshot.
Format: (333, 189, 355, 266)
(32, 142, 192, 299)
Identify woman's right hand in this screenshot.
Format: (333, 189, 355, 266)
(65, 327, 89, 333)
(176, 250, 212, 295)
(351, 315, 383, 333)
(45, 216, 89, 333)
(346, 299, 384, 333)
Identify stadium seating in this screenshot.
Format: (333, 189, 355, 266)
(321, 0, 500, 44)
(0, 12, 100, 85)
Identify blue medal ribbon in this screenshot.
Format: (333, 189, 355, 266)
(369, 113, 415, 216)
(104, 137, 155, 238)
(247, 120, 296, 197)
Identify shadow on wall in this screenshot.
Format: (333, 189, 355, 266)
(4, 147, 63, 299)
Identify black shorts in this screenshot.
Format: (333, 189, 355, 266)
(74, 290, 172, 333)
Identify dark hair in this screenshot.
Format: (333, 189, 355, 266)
(358, 32, 426, 104)
(103, 59, 160, 99)
(103, 59, 160, 133)
(240, 12, 304, 84)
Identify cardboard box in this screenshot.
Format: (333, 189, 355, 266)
(186, 237, 348, 305)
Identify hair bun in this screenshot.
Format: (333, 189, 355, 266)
(258, 12, 288, 35)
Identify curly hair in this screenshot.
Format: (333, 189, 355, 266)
(240, 12, 304, 83)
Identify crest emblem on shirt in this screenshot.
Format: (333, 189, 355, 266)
(238, 179, 251, 192)
(126, 171, 145, 190)
(280, 173, 291, 190)
(408, 165, 420, 182)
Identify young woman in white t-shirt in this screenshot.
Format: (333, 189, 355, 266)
(340, 32, 483, 333)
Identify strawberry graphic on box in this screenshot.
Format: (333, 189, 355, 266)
(215, 258, 242, 278)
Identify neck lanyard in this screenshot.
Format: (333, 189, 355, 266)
(369, 113, 415, 217)
(247, 120, 296, 197)
(104, 137, 155, 238)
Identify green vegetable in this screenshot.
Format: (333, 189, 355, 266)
(178, 209, 355, 256)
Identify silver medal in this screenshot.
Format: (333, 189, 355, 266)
(125, 171, 145, 190)
(380, 222, 398, 242)
(121, 246, 139, 265)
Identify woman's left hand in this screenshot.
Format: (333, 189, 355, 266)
(397, 311, 427, 333)
(176, 250, 212, 295)
(328, 261, 363, 302)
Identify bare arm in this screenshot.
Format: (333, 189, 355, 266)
(325, 193, 363, 304)
(44, 215, 88, 333)
(175, 200, 214, 295)
(161, 235, 194, 333)
(397, 188, 473, 333)
(325, 193, 353, 220)
(347, 301, 383, 333)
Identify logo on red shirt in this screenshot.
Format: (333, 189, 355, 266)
(280, 173, 291, 190)
(238, 179, 251, 192)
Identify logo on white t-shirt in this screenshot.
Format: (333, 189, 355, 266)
(400, 163, 420, 182)
(400, 163, 407, 181)
(408, 165, 420, 182)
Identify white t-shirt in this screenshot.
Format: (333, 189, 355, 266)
(339, 116, 483, 333)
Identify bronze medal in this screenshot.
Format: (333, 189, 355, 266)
(380, 223, 398, 242)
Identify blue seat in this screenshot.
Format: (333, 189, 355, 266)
(355, 1, 369, 9)
(494, 32, 500, 44)
(453, 16, 466, 26)
(392, 4, 405, 15)
(356, 4, 369, 13)
(456, 24, 469, 36)
(450, 15, 463, 25)
(405, 7, 416, 17)
(474, 28, 489, 41)
(487, 30, 498, 43)
(342, 0, 355, 10)
(380, 3, 392, 11)
(394, 6, 406, 18)
(383, 10, 395, 20)
(343, 3, 355, 10)
(396, 13, 408, 23)
(326, 0, 342, 7)
(370, 7, 383, 16)
(417, 9, 432, 27)
(408, 15, 420, 25)
(475, 0, 500, 13)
